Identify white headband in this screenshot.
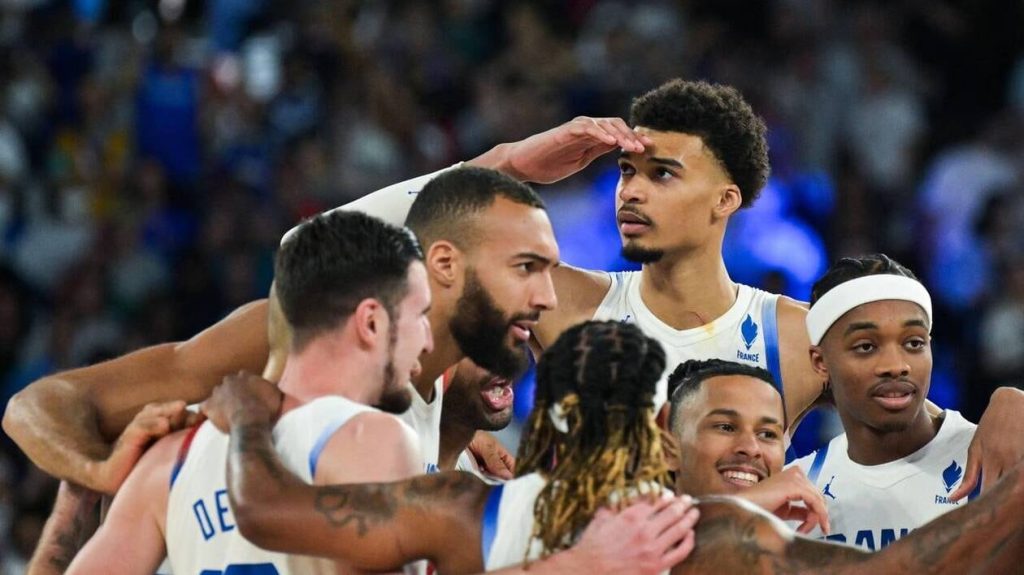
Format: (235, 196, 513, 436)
(806, 275, 932, 345)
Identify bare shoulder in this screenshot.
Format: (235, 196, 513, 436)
(537, 264, 612, 346)
(315, 411, 421, 483)
(773, 296, 826, 430)
(332, 411, 420, 449)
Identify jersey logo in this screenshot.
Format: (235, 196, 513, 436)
(942, 460, 963, 493)
(741, 314, 759, 350)
(822, 475, 837, 500)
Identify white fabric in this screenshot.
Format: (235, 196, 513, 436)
(788, 410, 975, 551)
(399, 376, 444, 473)
(805, 275, 932, 345)
(455, 450, 504, 485)
(165, 396, 375, 574)
(593, 273, 780, 408)
(280, 164, 461, 244)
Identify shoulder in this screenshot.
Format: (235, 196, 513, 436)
(331, 410, 419, 450)
(315, 411, 422, 483)
(537, 265, 612, 347)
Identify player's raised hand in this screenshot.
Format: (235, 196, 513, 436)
(479, 116, 652, 184)
(952, 387, 1024, 501)
(201, 371, 282, 433)
(735, 466, 830, 535)
(92, 399, 198, 494)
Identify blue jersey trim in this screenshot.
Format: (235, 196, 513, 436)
(761, 294, 784, 400)
(481, 485, 505, 566)
(309, 416, 355, 478)
(806, 443, 831, 484)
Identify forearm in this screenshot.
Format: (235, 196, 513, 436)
(4, 379, 113, 492)
(27, 484, 100, 575)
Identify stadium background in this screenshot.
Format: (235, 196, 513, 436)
(1, 0, 1023, 568)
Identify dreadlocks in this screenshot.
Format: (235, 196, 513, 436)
(516, 320, 671, 559)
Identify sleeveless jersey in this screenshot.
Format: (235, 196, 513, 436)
(399, 376, 444, 473)
(593, 272, 784, 408)
(481, 473, 672, 572)
(165, 396, 376, 575)
(789, 410, 978, 551)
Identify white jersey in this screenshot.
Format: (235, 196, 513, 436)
(789, 410, 977, 551)
(165, 396, 376, 574)
(593, 272, 784, 408)
(482, 473, 671, 572)
(455, 450, 504, 485)
(399, 376, 443, 473)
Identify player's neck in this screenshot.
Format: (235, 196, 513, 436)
(277, 341, 381, 409)
(844, 409, 943, 466)
(413, 308, 462, 402)
(639, 245, 736, 330)
(438, 416, 477, 470)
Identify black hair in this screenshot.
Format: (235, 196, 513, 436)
(516, 320, 671, 559)
(667, 358, 782, 433)
(629, 79, 770, 208)
(809, 253, 918, 308)
(275, 210, 423, 350)
(404, 166, 545, 248)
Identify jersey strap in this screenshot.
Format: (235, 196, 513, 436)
(806, 443, 831, 484)
(760, 294, 784, 401)
(309, 411, 364, 477)
(480, 484, 505, 565)
(169, 423, 204, 488)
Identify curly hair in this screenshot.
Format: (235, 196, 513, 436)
(516, 320, 672, 560)
(629, 79, 770, 208)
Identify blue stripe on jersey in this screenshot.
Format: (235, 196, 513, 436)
(308, 416, 357, 478)
(806, 443, 831, 484)
(480, 485, 505, 566)
(761, 295, 798, 463)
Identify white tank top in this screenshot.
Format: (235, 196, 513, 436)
(399, 376, 444, 473)
(593, 272, 784, 408)
(165, 396, 375, 575)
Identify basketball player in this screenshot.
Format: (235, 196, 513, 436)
(294, 79, 1024, 486)
(3, 166, 558, 490)
(665, 359, 830, 535)
(201, 333, 1024, 574)
(29, 210, 435, 574)
(437, 358, 514, 477)
(789, 254, 978, 550)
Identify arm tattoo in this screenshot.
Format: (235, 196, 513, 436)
(46, 508, 94, 572)
(232, 420, 287, 482)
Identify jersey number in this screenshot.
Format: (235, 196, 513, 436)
(200, 564, 279, 575)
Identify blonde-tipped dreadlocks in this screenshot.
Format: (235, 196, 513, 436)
(515, 320, 672, 560)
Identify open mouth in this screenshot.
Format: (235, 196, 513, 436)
(718, 467, 766, 488)
(509, 321, 533, 343)
(480, 377, 514, 411)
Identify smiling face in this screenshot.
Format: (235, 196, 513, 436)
(812, 299, 932, 435)
(615, 128, 740, 263)
(450, 197, 559, 379)
(673, 374, 786, 496)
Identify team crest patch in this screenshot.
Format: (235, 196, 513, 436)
(741, 314, 759, 350)
(942, 460, 962, 493)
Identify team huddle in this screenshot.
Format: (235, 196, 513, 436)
(6, 80, 1024, 574)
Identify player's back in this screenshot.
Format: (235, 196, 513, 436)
(165, 396, 374, 574)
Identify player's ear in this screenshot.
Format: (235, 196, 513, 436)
(712, 184, 742, 219)
(353, 298, 389, 348)
(424, 240, 462, 288)
(809, 345, 828, 381)
(657, 404, 681, 470)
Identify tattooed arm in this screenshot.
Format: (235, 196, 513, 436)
(676, 461, 1024, 574)
(27, 482, 101, 575)
(227, 417, 493, 574)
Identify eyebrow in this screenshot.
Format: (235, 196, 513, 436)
(705, 409, 782, 426)
(618, 151, 685, 169)
(843, 318, 929, 336)
(514, 252, 560, 267)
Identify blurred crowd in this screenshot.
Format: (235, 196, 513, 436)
(2, 0, 1024, 570)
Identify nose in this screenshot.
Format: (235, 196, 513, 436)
(733, 430, 763, 459)
(421, 317, 435, 354)
(531, 271, 558, 312)
(617, 175, 647, 204)
(874, 344, 911, 379)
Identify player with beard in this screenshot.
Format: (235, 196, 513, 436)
(437, 358, 514, 480)
(4, 166, 559, 492)
(789, 255, 977, 550)
(28, 210, 434, 574)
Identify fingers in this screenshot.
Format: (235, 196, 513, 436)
(950, 444, 981, 501)
(572, 117, 646, 153)
(661, 529, 696, 570)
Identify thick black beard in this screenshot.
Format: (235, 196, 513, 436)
(622, 243, 664, 263)
(449, 269, 531, 380)
(377, 322, 412, 414)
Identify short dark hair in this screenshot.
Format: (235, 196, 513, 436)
(810, 253, 919, 308)
(275, 211, 423, 350)
(405, 166, 546, 249)
(667, 359, 781, 433)
(629, 79, 770, 208)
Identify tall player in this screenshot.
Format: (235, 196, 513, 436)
(330, 79, 1024, 490)
(789, 254, 977, 550)
(29, 210, 435, 574)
